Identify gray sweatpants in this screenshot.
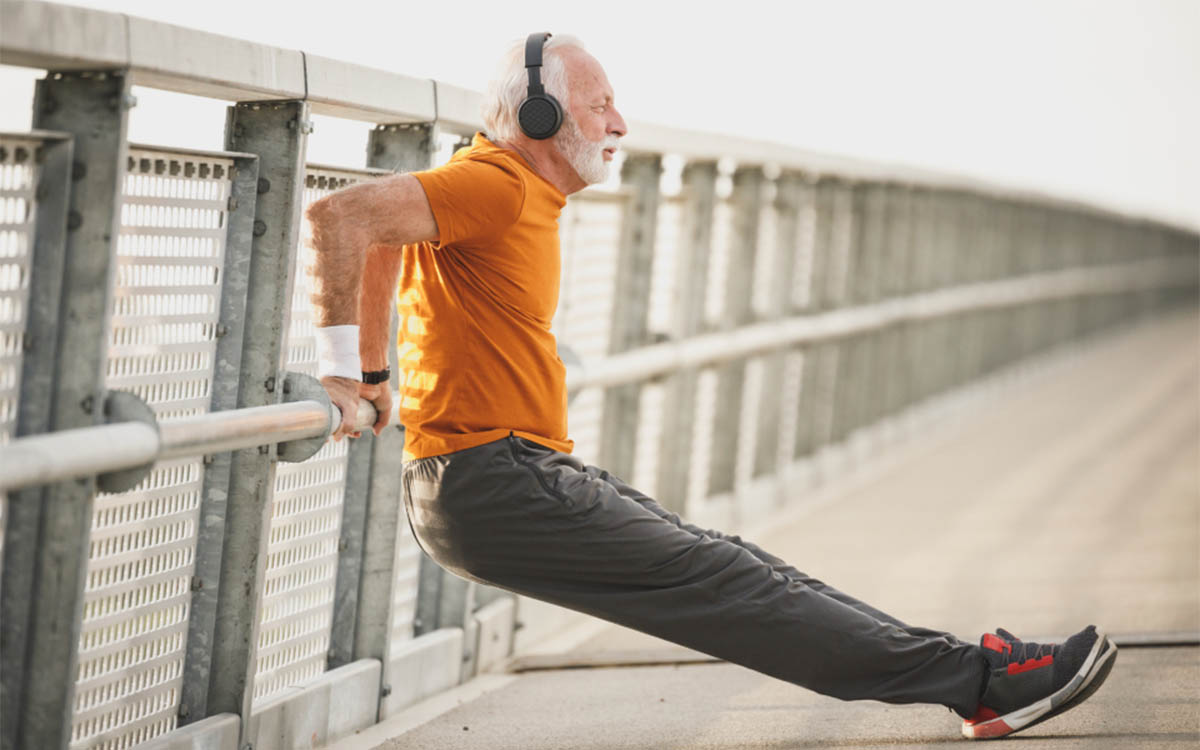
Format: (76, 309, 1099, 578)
(402, 434, 985, 717)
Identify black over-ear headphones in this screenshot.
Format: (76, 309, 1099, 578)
(518, 32, 563, 140)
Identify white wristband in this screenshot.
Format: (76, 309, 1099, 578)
(315, 325, 362, 381)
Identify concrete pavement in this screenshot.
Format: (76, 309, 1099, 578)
(366, 647, 1196, 749)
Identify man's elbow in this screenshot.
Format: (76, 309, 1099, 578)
(303, 190, 369, 267)
(305, 192, 342, 232)
(306, 181, 382, 237)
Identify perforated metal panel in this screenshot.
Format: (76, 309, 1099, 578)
(0, 136, 38, 444)
(0, 135, 41, 594)
(389, 521, 422, 654)
(72, 147, 234, 750)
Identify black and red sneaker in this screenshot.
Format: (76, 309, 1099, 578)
(962, 625, 1117, 739)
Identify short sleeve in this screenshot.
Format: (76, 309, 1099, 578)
(412, 156, 526, 247)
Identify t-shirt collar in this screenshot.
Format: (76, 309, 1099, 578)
(474, 132, 567, 205)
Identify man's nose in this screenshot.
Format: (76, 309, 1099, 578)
(608, 107, 628, 138)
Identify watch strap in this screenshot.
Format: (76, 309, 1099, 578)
(362, 368, 390, 385)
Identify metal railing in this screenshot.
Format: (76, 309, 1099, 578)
(1, 3, 1197, 750)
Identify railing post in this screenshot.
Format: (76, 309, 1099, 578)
(179, 153, 260, 724)
(1033, 206, 1058, 355)
(856, 183, 890, 434)
(1065, 210, 1089, 340)
(977, 196, 1003, 376)
(707, 165, 763, 498)
(1077, 213, 1104, 338)
(945, 192, 973, 390)
(879, 183, 914, 422)
(3, 70, 132, 750)
(995, 199, 1023, 366)
(811, 178, 855, 463)
(829, 181, 866, 446)
(655, 161, 716, 514)
(599, 154, 661, 480)
(206, 100, 309, 730)
(1013, 202, 1042, 362)
(792, 177, 835, 463)
(968, 196, 989, 379)
(412, 555, 446, 635)
(413, 568, 477, 679)
(957, 195, 978, 382)
(327, 123, 430, 680)
(905, 188, 929, 405)
(0, 131, 73, 750)
(753, 171, 804, 482)
(930, 191, 958, 397)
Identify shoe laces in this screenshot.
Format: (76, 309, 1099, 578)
(995, 627, 1059, 664)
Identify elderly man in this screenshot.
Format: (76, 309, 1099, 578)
(304, 33, 1114, 740)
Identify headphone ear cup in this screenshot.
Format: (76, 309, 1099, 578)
(518, 94, 563, 140)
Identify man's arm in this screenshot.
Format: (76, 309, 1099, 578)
(347, 244, 403, 436)
(304, 173, 437, 439)
(358, 244, 403, 372)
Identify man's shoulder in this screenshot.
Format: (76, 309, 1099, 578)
(435, 144, 529, 195)
(448, 135, 525, 174)
(463, 151, 529, 182)
(412, 138, 531, 245)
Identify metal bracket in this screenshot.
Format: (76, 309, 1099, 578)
(276, 370, 333, 463)
(97, 390, 159, 493)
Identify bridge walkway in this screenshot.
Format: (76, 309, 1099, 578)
(335, 308, 1199, 750)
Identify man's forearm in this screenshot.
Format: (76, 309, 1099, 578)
(359, 244, 403, 372)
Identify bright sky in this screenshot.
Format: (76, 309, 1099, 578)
(2, 0, 1198, 230)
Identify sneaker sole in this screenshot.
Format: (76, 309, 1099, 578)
(1019, 636, 1117, 733)
(962, 630, 1115, 739)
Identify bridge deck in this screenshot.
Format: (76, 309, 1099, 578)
(344, 308, 1199, 750)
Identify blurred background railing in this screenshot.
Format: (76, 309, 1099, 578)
(1, 2, 1197, 750)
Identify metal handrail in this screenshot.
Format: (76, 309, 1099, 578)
(0, 398, 384, 493)
(1, 422, 160, 492)
(1, 254, 1190, 494)
(566, 256, 1193, 390)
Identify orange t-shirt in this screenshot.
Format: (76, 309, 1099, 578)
(398, 133, 574, 460)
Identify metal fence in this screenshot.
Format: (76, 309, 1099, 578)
(1, 3, 1198, 750)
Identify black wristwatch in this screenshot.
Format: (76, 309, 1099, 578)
(362, 368, 390, 385)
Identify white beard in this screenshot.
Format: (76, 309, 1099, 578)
(555, 115, 618, 185)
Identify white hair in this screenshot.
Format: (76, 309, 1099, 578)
(481, 34, 586, 142)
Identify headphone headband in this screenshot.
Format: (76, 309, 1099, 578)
(524, 32, 550, 97)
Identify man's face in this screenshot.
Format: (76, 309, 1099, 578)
(554, 49, 627, 185)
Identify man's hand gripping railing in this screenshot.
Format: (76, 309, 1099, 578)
(322, 376, 395, 441)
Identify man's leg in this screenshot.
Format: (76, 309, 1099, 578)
(403, 436, 984, 716)
(590, 464, 967, 645)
